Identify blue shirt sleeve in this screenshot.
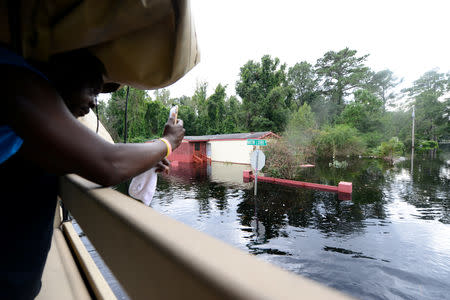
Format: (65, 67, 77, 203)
(0, 126, 24, 164)
(0, 46, 48, 164)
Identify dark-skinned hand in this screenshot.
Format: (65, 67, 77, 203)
(163, 117, 185, 150)
(155, 158, 170, 174)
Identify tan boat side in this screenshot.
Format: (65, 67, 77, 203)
(78, 110, 115, 144)
(36, 228, 91, 300)
(62, 222, 117, 300)
(36, 200, 116, 300)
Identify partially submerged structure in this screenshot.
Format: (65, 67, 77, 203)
(169, 131, 280, 165)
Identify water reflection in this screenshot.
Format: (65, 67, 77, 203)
(151, 153, 450, 239)
(146, 149, 450, 300)
(389, 147, 450, 224)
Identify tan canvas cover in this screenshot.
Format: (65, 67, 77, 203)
(1, 0, 200, 90)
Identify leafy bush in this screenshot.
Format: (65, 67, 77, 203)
(362, 132, 383, 150)
(416, 140, 439, 156)
(315, 125, 366, 158)
(263, 138, 303, 179)
(418, 140, 438, 151)
(376, 137, 404, 161)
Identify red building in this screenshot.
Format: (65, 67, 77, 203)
(168, 139, 209, 164)
(168, 132, 279, 165)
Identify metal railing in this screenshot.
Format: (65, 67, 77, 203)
(59, 174, 353, 300)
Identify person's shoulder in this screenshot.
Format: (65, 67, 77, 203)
(0, 46, 48, 82)
(0, 57, 61, 124)
(0, 46, 26, 66)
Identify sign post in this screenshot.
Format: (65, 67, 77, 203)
(250, 150, 266, 196)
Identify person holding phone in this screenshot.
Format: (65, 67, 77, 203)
(0, 47, 185, 298)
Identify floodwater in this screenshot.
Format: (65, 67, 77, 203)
(78, 145, 450, 300)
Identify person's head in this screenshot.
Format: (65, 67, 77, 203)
(46, 49, 105, 117)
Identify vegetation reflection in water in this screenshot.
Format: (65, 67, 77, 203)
(140, 148, 450, 300)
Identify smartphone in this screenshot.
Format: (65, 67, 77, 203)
(169, 105, 178, 124)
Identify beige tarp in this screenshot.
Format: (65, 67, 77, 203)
(1, 0, 200, 90)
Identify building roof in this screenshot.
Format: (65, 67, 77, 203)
(184, 131, 279, 142)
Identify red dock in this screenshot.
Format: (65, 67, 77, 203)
(243, 170, 352, 197)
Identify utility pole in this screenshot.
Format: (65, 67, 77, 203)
(124, 86, 130, 143)
(411, 105, 415, 151)
(411, 105, 415, 174)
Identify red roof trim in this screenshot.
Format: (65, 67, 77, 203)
(260, 132, 281, 139)
(184, 137, 280, 142)
(183, 132, 280, 142)
(208, 138, 250, 142)
(184, 139, 209, 143)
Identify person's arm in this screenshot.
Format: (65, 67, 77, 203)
(1, 65, 184, 186)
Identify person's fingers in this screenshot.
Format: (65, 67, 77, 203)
(168, 116, 175, 125)
(155, 160, 170, 173)
(155, 165, 166, 173)
(161, 158, 170, 167)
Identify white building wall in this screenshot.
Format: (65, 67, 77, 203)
(209, 140, 254, 164)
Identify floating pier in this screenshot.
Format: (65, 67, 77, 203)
(243, 170, 352, 199)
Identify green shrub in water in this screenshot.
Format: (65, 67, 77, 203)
(376, 137, 404, 161)
(315, 124, 366, 158)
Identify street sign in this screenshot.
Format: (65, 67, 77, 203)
(250, 150, 265, 196)
(247, 139, 267, 146)
(250, 150, 265, 171)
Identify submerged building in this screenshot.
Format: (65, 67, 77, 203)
(168, 131, 279, 165)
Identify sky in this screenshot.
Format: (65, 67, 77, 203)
(162, 0, 450, 100)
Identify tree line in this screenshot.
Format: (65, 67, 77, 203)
(98, 48, 449, 172)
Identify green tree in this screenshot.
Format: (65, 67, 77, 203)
(191, 82, 209, 135)
(145, 100, 169, 138)
(382, 110, 411, 145)
(236, 55, 290, 132)
(206, 84, 227, 134)
(287, 61, 320, 110)
(96, 98, 121, 142)
(101, 87, 149, 143)
(309, 95, 338, 127)
(223, 95, 242, 133)
(263, 86, 290, 132)
(339, 90, 383, 133)
(315, 48, 370, 106)
(99, 92, 124, 142)
(126, 88, 149, 141)
(178, 105, 197, 135)
(177, 95, 194, 107)
(153, 88, 172, 106)
(403, 70, 448, 143)
(365, 69, 401, 110)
